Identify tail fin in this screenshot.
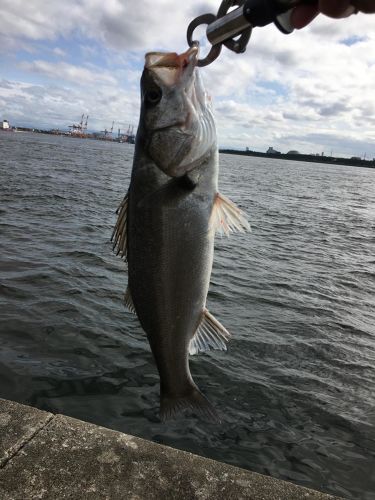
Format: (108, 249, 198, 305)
(160, 388, 220, 423)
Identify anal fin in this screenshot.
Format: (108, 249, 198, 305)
(210, 193, 250, 236)
(124, 286, 136, 314)
(189, 309, 231, 355)
(111, 193, 128, 261)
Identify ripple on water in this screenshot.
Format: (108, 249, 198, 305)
(0, 133, 375, 499)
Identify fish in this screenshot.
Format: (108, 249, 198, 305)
(112, 45, 250, 422)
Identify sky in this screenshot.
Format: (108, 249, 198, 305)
(0, 0, 374, 157)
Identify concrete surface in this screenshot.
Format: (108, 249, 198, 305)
(0, 398, 339, 499)
(0, 398, 53, 468)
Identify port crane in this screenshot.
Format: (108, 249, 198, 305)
(84, 115, 89, 133)
(101, 121, 114, 139)
(126, 124, 135, 144)
(126, 124, 134, 137)
(68, 114, 88, 137)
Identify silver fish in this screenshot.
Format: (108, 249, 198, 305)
(112, 45, 249, 422)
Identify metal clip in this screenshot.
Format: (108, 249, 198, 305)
(187, 14, 222, 67)
(187, 0, 252, 67)
(187, 0, 319, 67)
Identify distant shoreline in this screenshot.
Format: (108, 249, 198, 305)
(4, 127, 135, 144)
(3, 129, 373, 169)
(219, 149, 375, 169)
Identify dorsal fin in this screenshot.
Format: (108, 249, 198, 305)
(111, 193, 128, 261)
(210, 193, 250, 236)
(189, 309, 231, 355)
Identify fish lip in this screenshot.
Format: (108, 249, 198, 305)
(181, 45, 199, 68)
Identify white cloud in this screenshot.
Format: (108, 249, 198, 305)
(0, 79, 140, 132)
(0, 0, 83, 40)
(0, 0, 217, 51)
(0, 1, 374, 156)
(52, 47, 66, 58)
(18, 60, 118, 86)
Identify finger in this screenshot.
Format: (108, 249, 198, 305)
(291, 4, 319, 29)
(318, 0, 356, 18)
(351, 0, 375, 13)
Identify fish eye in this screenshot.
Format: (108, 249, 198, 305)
(145, 89, 162, 105)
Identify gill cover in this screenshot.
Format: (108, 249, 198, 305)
(141, 46, 216, 177)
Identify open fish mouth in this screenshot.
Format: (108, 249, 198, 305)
(146, 45, 199, 71)
(144, 45, 199, 89)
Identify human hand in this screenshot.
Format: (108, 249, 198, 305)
(291, 0, 375, 29)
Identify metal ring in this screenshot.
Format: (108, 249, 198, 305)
(216, 0, 252, 54)
(217, 0, 244, 18)
(187, 13, 222, 67)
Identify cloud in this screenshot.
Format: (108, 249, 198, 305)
(281, 131, 375, 158)
(0, 1, 374, 156)
(18, 60, 117, 86)
(0, 0, 83, 40)
(0, 0, 217, 52)
(0, 79, 140, 132)
(52, 47, 66, 58)
(319, 102, 350, 117)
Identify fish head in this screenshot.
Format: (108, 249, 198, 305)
(140, 45, 216, 177)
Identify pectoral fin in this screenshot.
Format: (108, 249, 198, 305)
(111, 193, 128, 261)
(210, 193, 250, 236)
(189, 309, 231, 355)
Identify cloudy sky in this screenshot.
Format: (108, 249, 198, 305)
(1, 1, 374, 157)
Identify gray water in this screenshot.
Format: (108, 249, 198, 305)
(1, 131, 374, 499)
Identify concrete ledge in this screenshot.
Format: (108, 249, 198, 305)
(0, 398, 339, 499)
(0, 398, 53, 468)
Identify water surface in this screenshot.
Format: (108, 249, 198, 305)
(1, 132, 374, 499)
